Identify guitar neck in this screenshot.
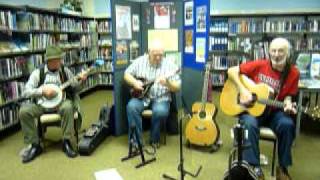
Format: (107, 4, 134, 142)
(258, 99, 306, 112)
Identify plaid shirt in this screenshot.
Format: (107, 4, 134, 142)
(125, 54, 180, 106)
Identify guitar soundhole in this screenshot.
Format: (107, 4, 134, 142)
(199, 111, 206, 118)
(237, 93, 257, 107)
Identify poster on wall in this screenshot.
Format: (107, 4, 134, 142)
(196, 6, 207, 33)
(115, 5, 132, 40)
(196, 38, 206, 63)
(132, 14, 139, 32)
(185, 30, 193, 53)
(116, 40, 128, 65)
(184, 1, 193, 26)
(154, 4, 170, 29)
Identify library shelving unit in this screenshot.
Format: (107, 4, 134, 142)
(0, 4, 113, 133)
(209, 12, 320, 86)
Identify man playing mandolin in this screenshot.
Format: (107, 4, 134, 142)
(124, 39, 181, 148)
(19, 46, 87, 163)
(227, 37, 299, 180)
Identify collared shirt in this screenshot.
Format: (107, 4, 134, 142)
(125, 54, 181, 106)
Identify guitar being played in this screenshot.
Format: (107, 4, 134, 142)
(221, 38, 300, 179)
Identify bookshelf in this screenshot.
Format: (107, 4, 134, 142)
(209, 12, 320, 86)
(0, 4, 114, 132)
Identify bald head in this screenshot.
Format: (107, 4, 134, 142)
(148, 39, 164, 65)
(269, 37, 291, 71)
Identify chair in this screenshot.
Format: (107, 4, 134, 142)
(230, 125, 277, 177)
(259, 127, 277, 177)
(141, 109, 167, 145)
(38, 111, 81, 147)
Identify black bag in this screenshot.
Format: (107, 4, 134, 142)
(78, 104, 113, 155)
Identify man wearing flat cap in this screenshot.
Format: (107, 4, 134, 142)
(19, 46, 87, 163)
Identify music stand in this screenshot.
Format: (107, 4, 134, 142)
(121, 125, 156, 168)
(162, 113, 202, 180)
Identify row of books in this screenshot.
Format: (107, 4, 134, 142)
(29, 34, 94, 51)
(98, 47, 112, 59)
(98, 39, 112, 46)
(210, 19, 228, 33)
(0, 105, 19, 131)
(228, 17, 308, 34)
(0, 10, 16, 30)
(0, 81, 25, 105)
(211, 55, 239, 70)
(0, 55, 44, 81)
(209, 36, 228, 51)
(0, 11, 94, 32)
(30, 13, 55, 31)
(228, 37, 252, 53)
(56, 18, 92, 32)
(97, 20, 112, 33)
(63, 49, 98, 66)
(30, 33, 55, 50)
(212, 73, 226, 86)
(229, 18, 265, 34)
(309, 18, 320, 32)
(0, 57, 26, 79)
(253, 42, 269, 60)
(306, 38, 320, 50)
(83, 73, 113, 90)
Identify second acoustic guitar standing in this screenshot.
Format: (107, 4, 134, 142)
(185, 63, 220, 151)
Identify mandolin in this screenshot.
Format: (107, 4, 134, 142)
(220, 74, 320, 118)
(130, 69, 180, 99)
(185, 63, 220, 147)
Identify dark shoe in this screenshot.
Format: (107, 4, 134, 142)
(253, 166, 265, 180)
(151, 142, 160, 149)
(62, 140, 77, 158)
(276, 166, 292, 180)
(22, 144, 42, 163)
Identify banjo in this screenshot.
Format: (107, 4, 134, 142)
(38, 59, 105, 109)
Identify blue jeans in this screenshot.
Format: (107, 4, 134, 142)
(126, 98, 170, 145)
(239, 110, 295, 168)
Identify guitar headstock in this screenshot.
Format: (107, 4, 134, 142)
(305, 106, 320, 120)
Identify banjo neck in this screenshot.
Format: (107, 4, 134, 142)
(60, 66, 94, 90)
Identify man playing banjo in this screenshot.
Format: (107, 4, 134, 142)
(19, 46, 87, 163)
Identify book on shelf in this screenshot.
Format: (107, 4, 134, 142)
(296, 53, 311, 79)
(16, 12, 30, 31)
(310, 53, 320, 79)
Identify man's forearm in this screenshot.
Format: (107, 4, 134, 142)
(166, 80, 180, 92)
(124, 73, 137, 87)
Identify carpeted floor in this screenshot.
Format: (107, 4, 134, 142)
(0, 90, 319, 180)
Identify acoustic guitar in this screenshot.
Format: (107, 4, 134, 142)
(185, 63, 220, 147)
(220, 74, 320, 118)
(38, 59, 104, 109)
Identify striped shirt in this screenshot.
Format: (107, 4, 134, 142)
(125, 54, 181, 106)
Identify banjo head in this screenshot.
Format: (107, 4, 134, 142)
(38, 84, 64, 109)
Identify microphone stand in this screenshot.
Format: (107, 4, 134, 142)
(162, 113, 202, 180)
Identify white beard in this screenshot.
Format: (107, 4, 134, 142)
(271, 58, 286, 66)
